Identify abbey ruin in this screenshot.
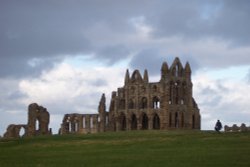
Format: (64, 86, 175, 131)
(2, 58, 201, 138)
(3, 103, 51, 138)
(60, 57, 201, 134)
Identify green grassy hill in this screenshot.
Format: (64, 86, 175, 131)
(0, 130, 250, 167)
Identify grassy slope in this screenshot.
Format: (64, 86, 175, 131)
(0, 130, 250, 167)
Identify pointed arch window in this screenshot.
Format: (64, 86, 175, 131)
(140, 97, 147, 109)
(128, 99, 135, 109)
(153, 85, 157, 92)
(141, 113, 148, 130)
(119, 99, 125, 109)
(175, 112, 179, 128)
(153, 96, 160, 109)
(153, 114, 160, 129)
(192, 114, 195, 129)
(120, 113, 126, 131)
(131, 114, 137, 130)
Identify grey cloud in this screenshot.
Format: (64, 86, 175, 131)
(0, 0, 143, 77)
(7, 90, 27, 100)
(129, 49, 200, 76)
(1, 0, 250, 78)
(90, 79, 108, 87)
(212, 0, 250, 46)
(0, 56, 61, 78)
(148, 0, 250, 45)
(129, 49, 166, 75)
(95, 45, 130, 65)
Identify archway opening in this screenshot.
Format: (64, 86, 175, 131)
(90, 116, 93, 128)
(19, 127, 25, 137)
(35, 119, 39, 131)
(153, 96, 160, 109)
(192, 114, 195, 129)
(131, 114, 137, 130)
(141, 113, 148, 130)
(83, 117, 86, 128)
(153, 114, 160, 130)
(181, 113, 184, 128)
(140, 97, 147, 109)
(120, 113, 126, 131)
(75, 121, 79, 132)
(128, 99, 134, 109)
(175, 112, 178, 128)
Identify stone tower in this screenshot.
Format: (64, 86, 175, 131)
(107, 57, 201, 131)
(98, 93, 107, 132)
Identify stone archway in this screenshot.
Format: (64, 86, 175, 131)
(192, 114, 195, 129)
(175, 112, 179, 128)
(141, 113, 148, 130)
(131, 114, 137, 130)
(152, 96, 160, 109)
(27, 103, 50, 136)
(19, 126, 26, 137)
(120, 113, 126, 131)
(153, 114, 160, 129)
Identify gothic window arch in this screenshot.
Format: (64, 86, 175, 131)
(119, 99, 125, 109)
(181, 112, 184, 128)
(181, 99, 184, 105)
(192, 114, 195, 129)
(90, 116, 93, 129)
(19, 127, 26, 137)
(120, 113, 126, 131)
(175, 112, 178, 128)
(153, 114, 160, 129)
(169, 81, 174, 104)
(174, 63, 183, 77)
(153, 85, 157, 92)
(131, 114, 137, 130)
(74, 117, 79, 132)
(141, 113, 148, 130)
(141, 86, 146, 93)
(82, 116, 86, 128)
(128, 99, 135, 109)
(153, 96, 160, 109)
(174, 81, 180, 104)
(140, 97, 147, 109)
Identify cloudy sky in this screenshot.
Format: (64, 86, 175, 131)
(1, 0, 250, 135)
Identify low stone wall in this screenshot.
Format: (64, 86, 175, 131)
(224, 123, 250, 132)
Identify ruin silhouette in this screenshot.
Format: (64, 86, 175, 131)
(60, 57, 201, 134)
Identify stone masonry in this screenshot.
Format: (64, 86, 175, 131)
(3, 103, 51, 138)
(60, 57, 201, 134)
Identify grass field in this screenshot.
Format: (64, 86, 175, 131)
(0, 130, 250, 167)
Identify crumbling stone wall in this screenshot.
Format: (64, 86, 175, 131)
(60, 113, 99, 134)
(3, 124, 27, 138)
(3, 103, 51, 139)
(27, 103, 50, 136)
(107, 58, 201, 131)
(224, 123, 250, 132)
(59, 58, 201, 134)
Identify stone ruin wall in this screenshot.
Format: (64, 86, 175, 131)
(59, 113, 100, 134)
(59, 58, 201, 134)
(106, 58, 201, 132)
(3, 103, 51, 139)
(224, 123, 250, 132)
(59, 94, 107, 135)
